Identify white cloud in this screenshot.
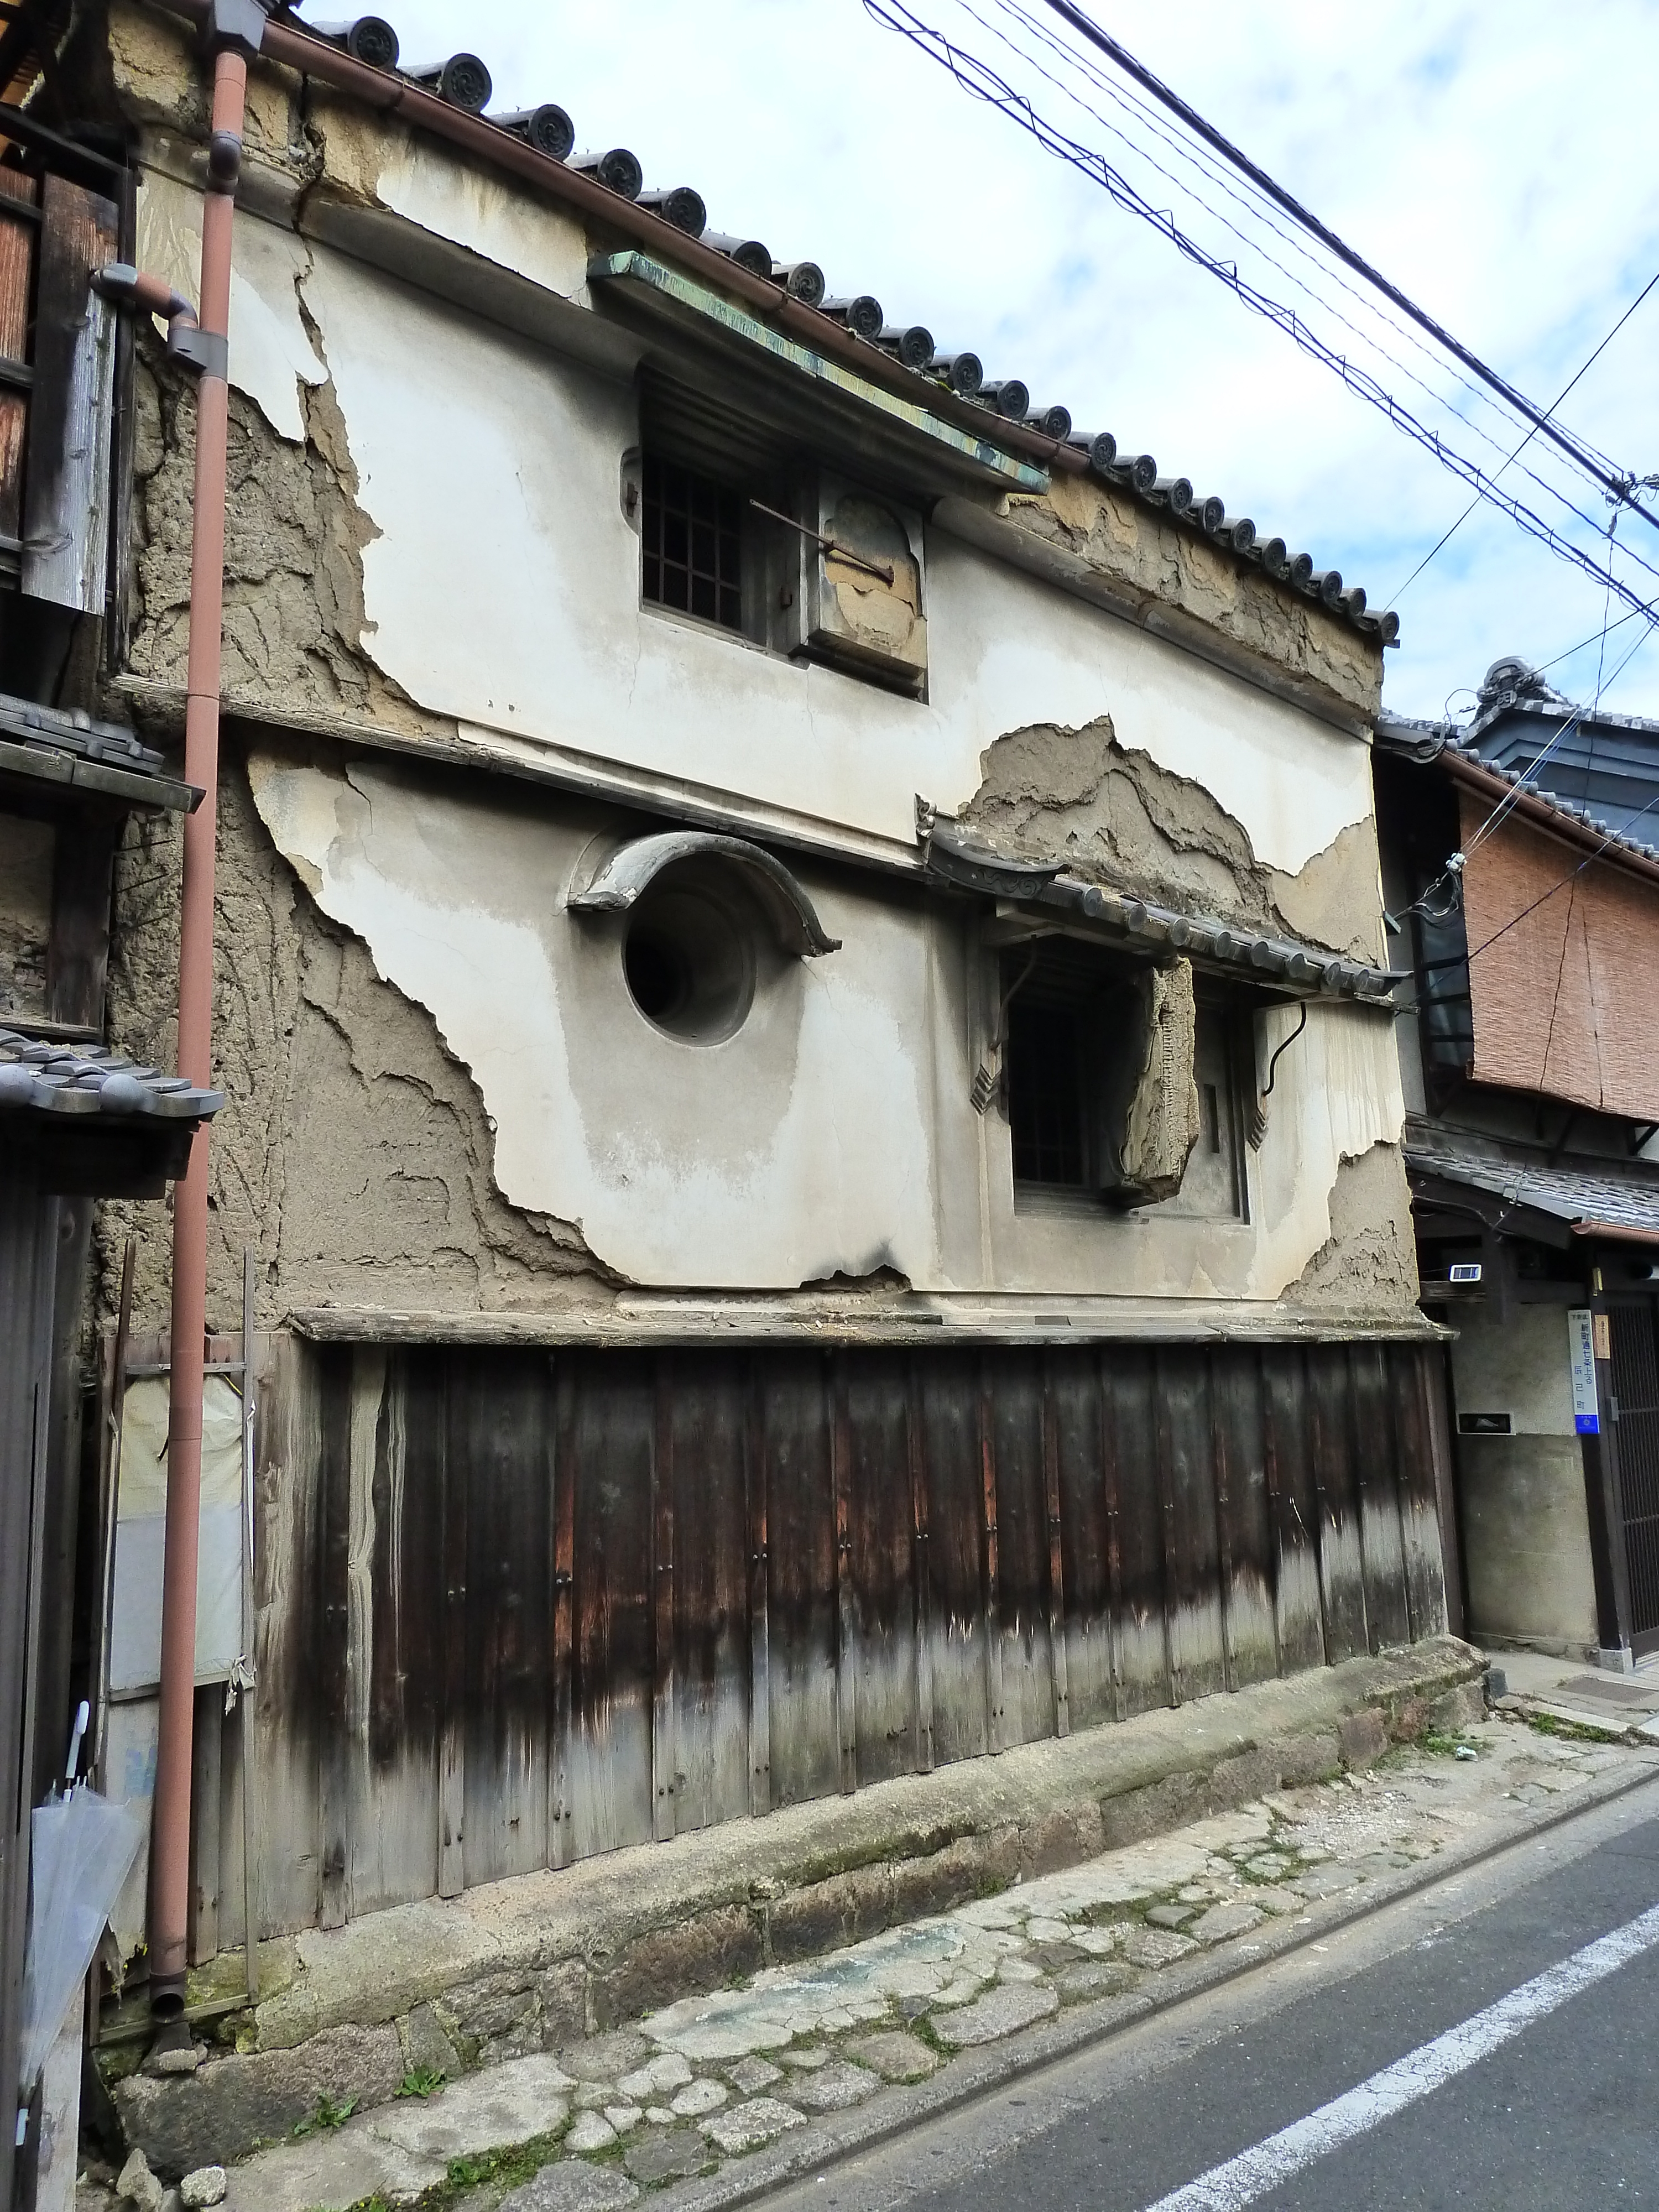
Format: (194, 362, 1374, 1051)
(345, 0, 1659, 721)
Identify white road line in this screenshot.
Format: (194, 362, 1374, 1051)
(1141, 1898, 1659, 2212)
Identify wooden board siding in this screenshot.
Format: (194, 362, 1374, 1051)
(234, 1338, 1449, 1937)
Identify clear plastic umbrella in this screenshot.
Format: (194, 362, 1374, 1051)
(18, 1787, 143, 2096)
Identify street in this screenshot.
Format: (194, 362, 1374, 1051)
(760, 1776, 1659, 2211)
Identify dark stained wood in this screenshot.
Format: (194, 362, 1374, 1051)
(1111, 1348, 1173, 1714)
(831, 1356, 858, 1794)
(437, 1352, 467, 1896)
(187, 1685, 221, 1964)
(1160, 1347, 1227, 1702)
(745, 1358, 771, 1815)
(651, 1355, 676, 1841)
(667, 1350, 750, 1832)
(1307, 1348, 1369, 1662)
(567, 1353, 654, 1856)
(46, 813, 116, 1032)
(990, 1352, 1053, 1747)
(548, 1360, 576, 1866)
(748, 1363, 774, 1814)
(1049, 1351, 1108, 1729)
(906, 1357, 935, 1774)
(763, 1351, 838, 1807)
(461, 1352, 551, 1883)
(916, 1350, 990, 1767)
(1210, 1349, 1277, 1689)
(1350, 1342, 1411, 1651)
(978, 1357, 1005, 1750)
(1260, 1349, 1327, 1673)
(1041, 1355, 1071, 1736)
(844, 1353, 916, 1787)
(23, 174, 118, 609)
(252, 1333, 1453, 1926)
(316, 1345, 353, 1929)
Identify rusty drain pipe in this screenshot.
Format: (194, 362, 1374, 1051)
(142, 0, 274, 2022)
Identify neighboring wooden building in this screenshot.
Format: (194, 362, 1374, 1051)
(29, 3, 1459, 2001)
(1375, 710, 1659, 1667)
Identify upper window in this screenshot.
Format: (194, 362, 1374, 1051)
(630, 445, 928, 695)
(1000, 941, 1248, 1217)
(640, 455, 743, 633)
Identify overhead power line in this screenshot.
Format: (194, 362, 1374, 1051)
(863, 0, 1659, 625)
(1037, 0, 1659, 541)
(1390, 265, 1659, 604)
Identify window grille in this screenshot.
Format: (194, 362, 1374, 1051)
(640, 453, 743, 632)
(1009, 999, 1087, 1187)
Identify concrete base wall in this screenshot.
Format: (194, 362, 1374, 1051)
(1459, 1434, 1599, 1648)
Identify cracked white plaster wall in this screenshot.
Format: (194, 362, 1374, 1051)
(1245, 998, 1406, 1297)
(291, 242, 1371, 878)
(135, 170, 325, 442)
(248, 754, 945, 1291)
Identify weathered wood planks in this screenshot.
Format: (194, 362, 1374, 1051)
(246, 1334, 1451, 1934)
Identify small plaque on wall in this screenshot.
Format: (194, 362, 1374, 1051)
(1457, 1411, 1512, 1436)
(1568, 1308, 1601, 1435)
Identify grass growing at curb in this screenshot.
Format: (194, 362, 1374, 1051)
(1524, 1709, 1625, 1745)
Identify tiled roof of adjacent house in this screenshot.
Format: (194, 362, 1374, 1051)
(273, 11, 1396, 647)
(1405, 1140, 1659, 1242)
(1375, 707, 1659, 872)
(0, 1030, 223, 1122)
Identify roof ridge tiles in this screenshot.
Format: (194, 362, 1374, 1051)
(229, 4, 1393, 650)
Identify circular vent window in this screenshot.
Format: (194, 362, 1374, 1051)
(622, 867, 757, 1043)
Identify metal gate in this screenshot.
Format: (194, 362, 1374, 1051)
(1606, 1300, 1659, 1657)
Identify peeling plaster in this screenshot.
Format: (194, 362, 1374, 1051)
(136, 170, 325, 444)
(248, 753, 1410, 1311)
(248, 754, 947, 1291)
(284, 240, 1371, 877)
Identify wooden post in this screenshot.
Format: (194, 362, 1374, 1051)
(1151, 1351, 1184, 1707)
(1209, 1351, 1237, 1695)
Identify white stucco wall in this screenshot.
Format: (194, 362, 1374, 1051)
(250, 753, 1401, 1297)
(133, 164, 1374, 877)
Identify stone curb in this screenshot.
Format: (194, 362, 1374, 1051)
(111, 1640, 1484, 2172)
(650, 1739, 1659, 2212)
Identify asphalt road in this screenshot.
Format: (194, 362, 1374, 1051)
(764, 1777, 1659, 2212)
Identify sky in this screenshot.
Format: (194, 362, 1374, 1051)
(357, 0, 1659, 727)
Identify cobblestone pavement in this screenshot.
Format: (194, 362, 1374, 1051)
(100, 1712, 1653, 2212)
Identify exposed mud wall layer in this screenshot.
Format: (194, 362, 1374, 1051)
(248, 750, 1409, 1302)
(236, 1332, 1448, 1936)
(97, 738, 599, 1337)
(1285, 1144, 1420, 1314)
(1007, 473, 1381, 723)
(964, 717, 1384, 962)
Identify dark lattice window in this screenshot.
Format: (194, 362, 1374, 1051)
(1008, 999, 1087, 1186)
(640, 454, 743, 631)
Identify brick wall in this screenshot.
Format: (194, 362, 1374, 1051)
(1462, 790, 1659, 1119)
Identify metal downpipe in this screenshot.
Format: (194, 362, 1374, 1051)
(149, 18, 258, 2020)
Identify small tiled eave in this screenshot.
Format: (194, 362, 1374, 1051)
(1405, 1139, 1659, 1252)
(0, 694, 200, 815)
(1, 1027, 223, 1196)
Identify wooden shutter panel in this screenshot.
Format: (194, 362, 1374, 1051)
(22, 171, 118, 612)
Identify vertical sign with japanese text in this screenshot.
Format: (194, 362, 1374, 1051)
(1568, 1308, 1600, 1435)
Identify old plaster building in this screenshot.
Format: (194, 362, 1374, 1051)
(1, 1, 1457, 2025)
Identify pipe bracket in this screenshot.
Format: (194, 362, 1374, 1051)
(167, 324, 229, 380)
